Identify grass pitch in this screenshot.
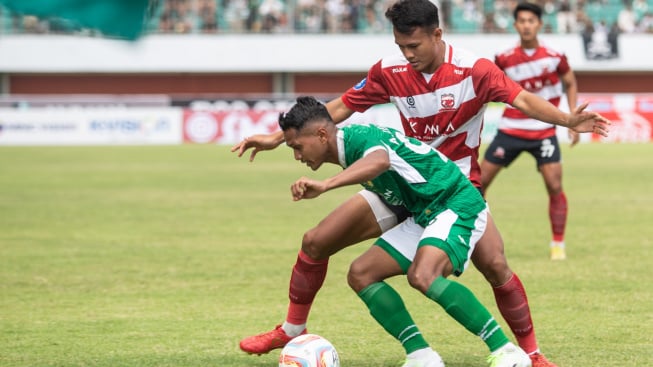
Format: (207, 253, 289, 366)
(0, 143, 651, 367)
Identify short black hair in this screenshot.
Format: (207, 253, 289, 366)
(385, 0, 439, 34)
(513, 1, 542, 20)
(279, 96, 332, 132)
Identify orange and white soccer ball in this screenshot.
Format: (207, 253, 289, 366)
(279, 334, 340, 367)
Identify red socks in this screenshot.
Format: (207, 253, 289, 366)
(492, 273, 537, 354)
(549, 192, 568, 242)
(286, 250, 329, 325)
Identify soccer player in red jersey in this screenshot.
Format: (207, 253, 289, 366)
(233, 1, 610, 366)
(480, 2, 578, 261)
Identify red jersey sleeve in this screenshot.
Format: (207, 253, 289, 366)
(472, 57, 522, 105)
(341, 60, 391, 113)
(494, 53, 505, 71)
(556, 53, 571, 75)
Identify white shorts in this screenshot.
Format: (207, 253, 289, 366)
(358, 189, 403, 232)
(376, 206, 489, 276)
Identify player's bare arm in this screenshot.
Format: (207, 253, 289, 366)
(292, 149, 390, 201)
(230, 130, 285, 161)
(325, 97, 355, 125)
(512, 90, 610, 136)
(231, 97, 354, 162)
(560, 69, 580, 146)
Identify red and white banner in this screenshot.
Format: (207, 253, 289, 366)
(183, 109, 283, 144)
(181, 102, 408, 144)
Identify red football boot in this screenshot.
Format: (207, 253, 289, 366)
(239, 324, 307, 355)
(530, 353, 558, 367)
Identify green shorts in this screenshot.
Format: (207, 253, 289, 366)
(375, 205, 488, 276)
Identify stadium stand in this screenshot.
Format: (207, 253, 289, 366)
(0, 0, 652, 36)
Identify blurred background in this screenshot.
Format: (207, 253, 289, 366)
(2, 0, 653, 35)
(0, 0, 651, 145)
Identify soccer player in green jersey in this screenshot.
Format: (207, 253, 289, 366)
(278, 96, 531, 367)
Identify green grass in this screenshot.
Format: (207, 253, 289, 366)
(0, 143, 651, 367)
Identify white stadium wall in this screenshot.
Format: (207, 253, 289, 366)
(0, 33, 652, 73)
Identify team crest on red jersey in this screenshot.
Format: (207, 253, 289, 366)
(440, 93, 455, 109)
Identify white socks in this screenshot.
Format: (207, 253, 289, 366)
(281, 321, 306, 337)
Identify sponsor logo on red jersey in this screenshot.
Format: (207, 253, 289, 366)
(353, 78, 367, 90)
(440, 93, 455, 109)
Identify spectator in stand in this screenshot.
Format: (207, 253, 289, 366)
(633, 0, 650, 21)
(158, 0, 193, 34)
(556, 0, 577, 33)
(224, 0, 250, 32)
(492, 0, 513, 31)
(294, 0, 321, 32)
(245, 0, 262, 32)
(21, 15, 48, 34)
(198, 0, 218, 33)
(340, 0, 360, 33)
(617, 4, 637, 33)
(259, 0, 286, 32)
(637, 12, 653, 33)
(482, 12, 503, 33)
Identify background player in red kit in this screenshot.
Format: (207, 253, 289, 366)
(480, 2, 579, 261)
(233, 0, 610, 366)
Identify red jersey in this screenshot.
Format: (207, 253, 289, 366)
(342, 42, 522, 188)
(495, 43, 571, 139)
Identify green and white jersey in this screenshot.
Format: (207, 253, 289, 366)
(337, 124, 485, 227)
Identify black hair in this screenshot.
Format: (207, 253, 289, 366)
(385, 0, 439, 35)
(278, 96, 332, 132)
(513, 2, 542, 20)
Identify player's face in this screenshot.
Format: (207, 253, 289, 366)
(514, 11, 541, 44)
(283, 124, 329, 171)
(393, 26, 442, 74)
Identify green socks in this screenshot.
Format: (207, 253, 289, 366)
(426, 276, 509, 352)
(358, 277, 510, 354)
(358, 282, 429, 354)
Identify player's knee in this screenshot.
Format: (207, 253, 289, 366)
(547, 184, 563, 196)
(477, 255, 512, 287)
(346, 260, 369, 293)
(406, 267, 435, 294)
(301, 228, 330, 260)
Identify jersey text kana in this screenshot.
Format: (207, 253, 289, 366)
(337, 124, 485, 226)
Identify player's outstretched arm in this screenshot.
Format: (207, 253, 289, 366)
(511, 90, 611, 137)
(231, 96, 353, 162)
(567, 103, 611, 136)
(230, 130, 285, 162)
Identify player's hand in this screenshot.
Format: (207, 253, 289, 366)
(568, 102, 611, 137)
(568, 129, 580, 147)
(230, 133, 283, 162)
(291, 177, 327, 201)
